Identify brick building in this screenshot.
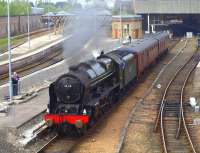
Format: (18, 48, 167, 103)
(112, 15, 143, 39)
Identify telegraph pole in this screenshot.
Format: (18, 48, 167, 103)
(7, 0, 12, 102)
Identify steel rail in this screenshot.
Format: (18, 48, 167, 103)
(154, 39, 188, 132)
(36, 134, 58, 153)
(176, 58, 196, 138)
(159, 63, 188, 153)
(154, 58, 190, 132)
(179, 57, 199, 153)
(160, 56, 195, 153)
(155, 51, 199, 153)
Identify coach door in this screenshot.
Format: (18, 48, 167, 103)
(133, 29, 139, 39)
(115, 29, 118, 39)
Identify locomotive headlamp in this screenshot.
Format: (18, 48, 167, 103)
(83, 109, 87, 115)
(47, 104, 50, 113)
(75, 120, 83, 129)
(46, 108, 49, 113)
(67, 96, 70, 100)
(46, 119, 53, 127)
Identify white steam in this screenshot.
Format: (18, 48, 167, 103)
(63, 0, 112, 64)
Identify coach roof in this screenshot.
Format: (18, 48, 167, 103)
(116, 37, 157, 53)
(144, 32, 169, 40)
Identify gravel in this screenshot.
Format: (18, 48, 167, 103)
(0, 110, 48, 153)
(0, 129, 27, 153)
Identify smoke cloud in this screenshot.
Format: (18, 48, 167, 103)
(63, 0, 112, 65)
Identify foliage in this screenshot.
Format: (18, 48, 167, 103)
(37, 1, 75, 13)
(0, 0, 81, 16)
(112, 8, 134, 16)
(0, 36, 23, 54)
(0, 0, 31, 16)
(37, 3, 58, 13)
(0, 1, 7, 16)
(112, 8, 118, 15)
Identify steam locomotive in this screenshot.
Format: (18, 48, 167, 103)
(44, 32, 170, 134)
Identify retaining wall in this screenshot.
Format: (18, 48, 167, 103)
(0, 37, 65, 75)
(0, 15, 45, 38)
(0, 60, 68, 100)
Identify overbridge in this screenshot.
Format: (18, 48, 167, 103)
(41, 13, 75, 34)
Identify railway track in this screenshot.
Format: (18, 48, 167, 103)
(154, 50, 200, 153)
(36, 134, 78, 153)
(0, 50, 63, 85)
(0, 28, 52, 54)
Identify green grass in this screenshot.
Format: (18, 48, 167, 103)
(0, 36, 26, 54)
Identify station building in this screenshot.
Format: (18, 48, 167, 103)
(112, 15, 143, 39)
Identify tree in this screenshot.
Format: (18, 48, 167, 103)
(37, 3, 58, 13)
(0, 1, 7, 16)
(0, 0, 31, 16)
(29, 2, 34, 7)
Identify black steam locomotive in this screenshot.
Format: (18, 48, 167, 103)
(44, 32, 170, 133)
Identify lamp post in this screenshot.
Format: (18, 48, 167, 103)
(27, 0, 30, 49)
(48, 0, 51, 40)
(120, 1, 122, 44)
(147, 14, 150, 33)
(7, 0, 13, 102)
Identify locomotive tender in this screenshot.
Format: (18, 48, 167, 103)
(44, 32, 170, 133)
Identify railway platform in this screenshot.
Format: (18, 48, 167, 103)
(0, 89, 48, 129)
(0, 33, 63, 65)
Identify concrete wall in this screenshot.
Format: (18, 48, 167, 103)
(0, 37, 66, 100)
(0, 15, 44, 38)
(0, 60, 68, 100)
(134, 0, 200, 14)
